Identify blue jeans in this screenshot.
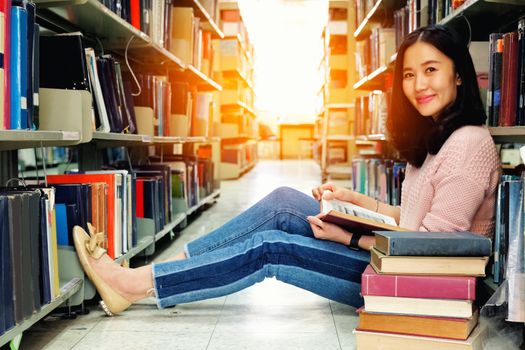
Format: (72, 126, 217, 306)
(152, 187, 370, 308)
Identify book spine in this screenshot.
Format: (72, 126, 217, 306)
(362, 267, 476, 299)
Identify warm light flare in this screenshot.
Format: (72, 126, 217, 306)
(238, 0, 329, 124)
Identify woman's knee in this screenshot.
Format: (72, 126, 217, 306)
(266, 187, 304, 206)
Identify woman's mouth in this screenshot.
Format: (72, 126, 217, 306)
(416, 95, 435, 104)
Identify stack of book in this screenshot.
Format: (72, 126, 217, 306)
(354, 231, 492, 350)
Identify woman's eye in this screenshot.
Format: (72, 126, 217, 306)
(426, 67, 436, 73)
(403, 72, 413, 79)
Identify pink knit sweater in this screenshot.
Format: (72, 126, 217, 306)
(399, 125, 501, 238)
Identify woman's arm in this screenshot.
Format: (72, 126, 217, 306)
(307, 214, 376, 251)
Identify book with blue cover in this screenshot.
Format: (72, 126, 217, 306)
(374, 231, 492, 257)
(9, 5, 27, 129)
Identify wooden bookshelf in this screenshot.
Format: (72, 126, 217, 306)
(353, 65, 390, 90)
(173, 0, 225, 38)
(353, 0, 405, 40)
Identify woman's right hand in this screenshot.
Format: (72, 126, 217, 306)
(312, 183, 376, 210)
(312, 183, 353, 202)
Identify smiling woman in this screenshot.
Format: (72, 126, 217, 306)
(387, 25, 488, 168)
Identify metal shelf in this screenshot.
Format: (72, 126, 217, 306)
(0, 277, 83, 348)
(155, 213, 188, 242)
(91, 132, 153, 147)
(0, 130, 81, 150)
(153, 136, 220, 144)
(489, 126, 525, 143)
(187, 189, 221, 216)
(439, 0, 525, 40)
(221, 101, 257, 117)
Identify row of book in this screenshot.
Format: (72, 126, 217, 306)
(392, 0, 466, 51)
(0, 2, 219, 138)
(355, 230, 491, 349)
(352, 158, 406, 207)
(493, 174, 525, 285)
(355, 27, 396, 80)
(42, 155, 214, 259)
(486, 19, 525, 127)
(354, 91, 389, 138)
(0, 188, 61, 336)
(101, 1, 217, 76)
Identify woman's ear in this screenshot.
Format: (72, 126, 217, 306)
(456, 73, 462, 86)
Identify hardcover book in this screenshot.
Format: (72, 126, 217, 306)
(370, 247, 488, 276)
(354, 324, 487, 350)
(373, 231, 492, 256)
(361, 264, 477, 300)
(320, 198, 407, 235)
(363, 295, 474, 318)
(357, 308, 479, 340)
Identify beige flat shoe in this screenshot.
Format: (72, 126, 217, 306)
(73, 224, 131, 316)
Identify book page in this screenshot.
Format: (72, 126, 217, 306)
(322, 198, 398, 226)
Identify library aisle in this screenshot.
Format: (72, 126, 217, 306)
(21, 160, 358, 350)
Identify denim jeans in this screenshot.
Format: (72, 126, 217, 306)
(152, 187, 370, 308)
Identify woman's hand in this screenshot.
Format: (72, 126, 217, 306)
(312, 183, 375, 210)
(312, 183, 352, 202)
(307, 213, 351, 244)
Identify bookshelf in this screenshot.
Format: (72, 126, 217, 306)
(0, 0, 227, 346)
(215, 0, 258, 179)
(318, 2, 357, 182)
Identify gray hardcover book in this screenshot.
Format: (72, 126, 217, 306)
(374, 230, 492, 256)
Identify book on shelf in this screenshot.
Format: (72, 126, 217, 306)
(361, 264, 477, 300)
(354, 324, 487, 350)
(373, 231, 492, 257)
(370, 247, 489, 276)
(357, 307, 479, 340)
(320, 197, 407, 235)
(363, 295, 475, 318)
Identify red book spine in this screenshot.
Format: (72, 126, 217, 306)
(130, 0, 140, 30)
(361, 265, 476, 300)
(136, 179, 144, 218)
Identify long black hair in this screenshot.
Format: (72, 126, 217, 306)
(386, 25, 486, 168)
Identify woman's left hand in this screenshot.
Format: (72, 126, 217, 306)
(307, 213, 351, 245)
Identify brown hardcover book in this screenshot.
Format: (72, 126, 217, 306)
(358, 308, 478, 340)
(354, 324, 487, 350)
(500, 31, 518, 126)
(320, 198, 408, 234)
(370, 248, 488, 276)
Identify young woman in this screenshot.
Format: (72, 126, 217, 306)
(74, 25, 501, 316)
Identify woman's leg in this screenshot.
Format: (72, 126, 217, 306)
(185, 187, 320, 257)
(154, 230, 369, 308)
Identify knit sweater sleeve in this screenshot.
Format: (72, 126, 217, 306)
(419, 134, 500, 232)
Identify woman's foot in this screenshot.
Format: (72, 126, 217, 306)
(87, 254, 154, 304)
(73, 225, 154, 315)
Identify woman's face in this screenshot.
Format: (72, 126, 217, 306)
(402, 41, 461, 119)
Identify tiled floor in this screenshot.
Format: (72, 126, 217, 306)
(20, 160, 359, 350)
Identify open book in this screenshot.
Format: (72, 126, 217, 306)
(320, 198, 407, 234)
